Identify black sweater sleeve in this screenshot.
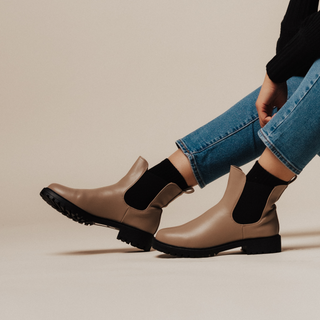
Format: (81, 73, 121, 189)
(276, 0, 319, 53)
(267, 0, 320, 83)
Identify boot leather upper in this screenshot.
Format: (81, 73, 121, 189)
(48, 157, 184, 234)
(155, 166, 286, 248)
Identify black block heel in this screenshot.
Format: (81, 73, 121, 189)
(242, 234, 281, 254)
(117, 227, 153, 252)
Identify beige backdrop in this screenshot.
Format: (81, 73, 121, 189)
(2, 1, 320, 319)
(2, 0, 319, 228)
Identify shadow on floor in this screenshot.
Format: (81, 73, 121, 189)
(281, 229, 320, 251)
(53, 229, 320, 257)
(282, 243, 320, 251)
(54, 247, 155, 255)
(281, 229, 320, 237)
(155, 250, 243, 259)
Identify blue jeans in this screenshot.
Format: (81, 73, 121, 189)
(177, 59, 320, 188)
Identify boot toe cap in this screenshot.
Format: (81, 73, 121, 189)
(156, 227, 189, 247)
(48, 183, 70, 193)
(46, 183, 78, 203)
(47, 183, 64, 192)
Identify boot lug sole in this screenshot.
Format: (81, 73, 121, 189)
(152, 234, 281, 258)
(40, 188, 153, 251)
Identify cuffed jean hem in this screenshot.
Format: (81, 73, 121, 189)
(175, 139, 206, 188)
(257, 59, 320, 176)
(174, 76, 303, 188)
(174, 60, 320, 188)
(257, 130, 301, 175)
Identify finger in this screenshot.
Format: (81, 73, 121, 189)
(260, 115, 272, 128)
(256, 101, 270, 127)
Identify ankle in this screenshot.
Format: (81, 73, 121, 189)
(233, 161, 289, 224)
(168, 149, 198, 187)
(124, 158, 189, 210)
(246, 161, 288, 187)
(149, 159, 189, 190)
(258, 148, 295, 182)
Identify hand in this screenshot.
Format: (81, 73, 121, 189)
(255, 73, 287, 127)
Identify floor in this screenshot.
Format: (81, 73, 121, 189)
(2, 204, 320, 320)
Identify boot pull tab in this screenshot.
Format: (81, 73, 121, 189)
(287, 175, 297, 184)
(184, 187, 195, 194)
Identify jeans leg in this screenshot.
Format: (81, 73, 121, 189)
(176, 77, 303, 188)
(258, 59, 320, 175)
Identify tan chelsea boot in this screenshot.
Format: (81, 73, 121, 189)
(40, 157, 192, 251)
(153, 166, 286, 257)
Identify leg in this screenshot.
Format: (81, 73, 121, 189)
(169, 149, 198, 187)
(174, 77, 302, 187)
(258, 148, 295, 181)
(154, 60, 320, 257)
